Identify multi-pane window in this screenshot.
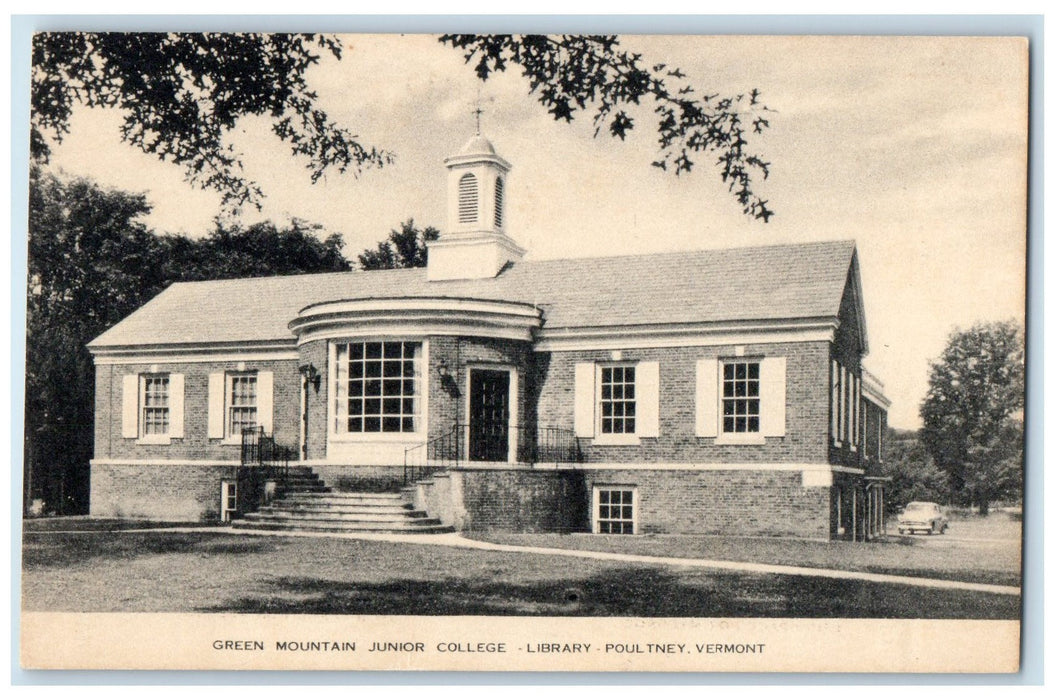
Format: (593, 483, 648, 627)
(221, 481, 237, 522)
(335, 341, 419, 433)
(141, 375, 170, 436)
(600, 365, 636, 434)
(722, 360, 760, 433)
(596, 488, 635, 534)
(228, 374, 258, 436)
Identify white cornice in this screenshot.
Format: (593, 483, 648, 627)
(862, 385, 892, 410)
(427, 231, 525, 254)
(443, 152, 512, 171)
(290, 296, 543, 345)
(88, 315, 847, 362)
(90, 341, 298, 366)
(534, 318, 838, 352)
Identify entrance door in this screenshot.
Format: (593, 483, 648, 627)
(469, 369, 510, 462)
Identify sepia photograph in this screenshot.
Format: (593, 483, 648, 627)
(17, 27, 1029, 673)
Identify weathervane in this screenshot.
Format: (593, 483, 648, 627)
(473, 104, 484, 135)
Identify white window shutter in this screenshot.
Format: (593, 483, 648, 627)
(695, 358, 719, 437)
(849, 373, 857, 446)
(573, 363, 596, 437)
(207, 373, 225, 438)
(840, 364, 848, 442)
(169, 373, 185, 438)
(848, 375, 856, 444)
(257, 371, 274, 434)
(121, 374, 139, 438)
(636, 361, 660, 437)
(830, 360, 839, 440)
(760, 357, 787, 437)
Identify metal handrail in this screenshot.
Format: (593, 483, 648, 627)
(237, 427, 297, 516)
(403, 423, 462, 485)
(403, 422, 583, 485)
(240, 426, 294, 481)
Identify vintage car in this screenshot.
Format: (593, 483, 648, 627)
(897, 501, 949, 535)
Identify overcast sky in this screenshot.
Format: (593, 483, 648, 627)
(40, 33, 1028, 429)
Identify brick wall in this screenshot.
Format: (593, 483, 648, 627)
(581, 468, 831, 538)
(829, 270, 865, 468)
(300, 340, 328, 460)
(94, 359, 301, 462)
(534, 341, 831, 464)
(456, 468, 588, 533)
(426, 465, 833, 539)
(90, 461, 237, 521)
(426, 336, 535, 438)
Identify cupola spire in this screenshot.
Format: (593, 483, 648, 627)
(427, 132, 525, 282)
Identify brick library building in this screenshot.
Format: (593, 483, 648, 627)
(88, 133, 890, 541)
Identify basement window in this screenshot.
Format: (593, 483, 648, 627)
(594, 486, 637, 535)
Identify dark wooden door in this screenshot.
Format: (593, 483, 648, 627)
(469, 369, 510, 462)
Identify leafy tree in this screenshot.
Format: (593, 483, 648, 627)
(24, 170, 354, 514)
(882, 429, 950, 512)
(164, 219, 351, 281)
(358, 219, 439, 270)
(440, 34, 774, 221)
(26, 168, 171, 514)
(33, 33, 773, 220)
(31, 33, 393, 211)
(919, 321, 1025, 514)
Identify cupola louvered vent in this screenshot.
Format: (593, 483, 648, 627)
(458, 173, 478, 224)
(494, 177, 504, 228)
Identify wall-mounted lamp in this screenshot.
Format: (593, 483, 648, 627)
(299, 363, 321, 393)
(437, 359, 460, 398)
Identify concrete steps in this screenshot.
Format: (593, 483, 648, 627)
(234, 489, 453, 535)
(274, 468, 331, 495)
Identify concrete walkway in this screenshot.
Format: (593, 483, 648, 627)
(132, 525, 1021, 597)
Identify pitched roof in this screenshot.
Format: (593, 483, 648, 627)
(89, 239, 858, 349)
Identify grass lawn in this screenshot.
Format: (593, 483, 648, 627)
(474, 531, 1017, 590)
(22, 524, 1019, 618)
(472, 513, 1021, 587)
(22, 517, 217, 532)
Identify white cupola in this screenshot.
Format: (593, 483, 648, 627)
(427, 134, 525, 281)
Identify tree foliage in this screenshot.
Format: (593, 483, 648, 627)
(32, 32, 774, 221)
(26, 168, 169, 513)
(31, 32, 392, 211)
(357, 218, 439, 271)
(919, 321, 1025, 514)
(165, 219, 351, 281)
(882, 430, 950, 512)
(25, 170, 354, 513)
(440, 34, 774, 221)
